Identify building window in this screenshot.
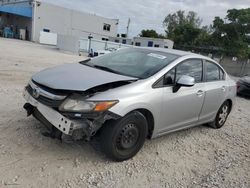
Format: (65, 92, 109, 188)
(102, 38, 109, 41)
(103, 24, 111, 31)
(154, 44, 159, 48)
(148, 41, 153, 47)
(122, 39, 126, 44)
(164, 46, 168, 48)
(135, 42, 141, 46)
(115, 39, 119, 43)
(43, 28, 50, 32)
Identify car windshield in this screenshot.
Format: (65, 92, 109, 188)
(80, 48, 179, 79)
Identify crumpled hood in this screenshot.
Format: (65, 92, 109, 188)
(32, 63, 137, 91)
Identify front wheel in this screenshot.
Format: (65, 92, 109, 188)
(100, 111, 148, 161)
(209, 101, 231, 129)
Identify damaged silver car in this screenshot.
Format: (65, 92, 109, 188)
(23, 48, 236, 161)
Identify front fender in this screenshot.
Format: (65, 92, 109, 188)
(109, 101, 155, 117)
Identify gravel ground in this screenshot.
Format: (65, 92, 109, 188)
(0, 38, 249, 188)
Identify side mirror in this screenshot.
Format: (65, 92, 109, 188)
(173, 75, 195, 93)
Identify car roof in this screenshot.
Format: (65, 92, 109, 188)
(136, 47, 195, 56)
(136, 47, 224, 67)
(122, 47, 218, 64)
(134, 47, 216, 61)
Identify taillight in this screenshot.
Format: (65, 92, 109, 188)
(236, 82, 240, 92)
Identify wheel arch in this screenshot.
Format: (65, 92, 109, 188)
(225, 99, 233, 113)
(127, 108, 155, 139)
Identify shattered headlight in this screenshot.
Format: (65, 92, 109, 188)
(59, 94, 118, 113)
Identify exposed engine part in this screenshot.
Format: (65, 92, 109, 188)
(24, 103, 121, 142)
(23, 103, 35, 116)
(61, 133, 74, 143)
(41, 127, 62, 139)
(87, 112, 121, 137)
(71, 111, 121, 141)
(72, 129, 86, 141)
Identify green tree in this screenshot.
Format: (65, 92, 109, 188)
(162, 8, 250, 58)
(163, 10, 202, 48)
(194, 26, 212, 47)
(139, 29, 165, 38)
(211, 8, 250, 58)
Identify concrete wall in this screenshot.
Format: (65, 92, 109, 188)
(39, 31, 57, 45)
(57, 34, 80, 54)
(33, 2, 118, 42)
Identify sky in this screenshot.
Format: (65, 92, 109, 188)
(43, 0, 250, 37)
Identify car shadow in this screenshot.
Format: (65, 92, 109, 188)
(237, 94, 250, 100)
(13, 107, 216, 165)
(27, 120, 212, 163)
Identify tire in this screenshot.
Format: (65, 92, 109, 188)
(100, 111, 148, 161)
(209, 101, 230, 129)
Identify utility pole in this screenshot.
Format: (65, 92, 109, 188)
(88, 34, 93, 57)
(31, 0, 37, 42)
(126, 18, 130, 38)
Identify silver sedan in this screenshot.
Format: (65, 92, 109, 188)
(23, 48, 236, 161)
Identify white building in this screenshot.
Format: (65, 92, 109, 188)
(133, 37, 174, 49)
(0, 0, 119, 42)
(109, 36, 133, 45)
(109, 36, 174, 49)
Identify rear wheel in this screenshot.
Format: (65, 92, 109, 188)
(100, 111, 148, 161)
(209, 101, 230, 129)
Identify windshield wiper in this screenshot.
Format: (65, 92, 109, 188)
(82, 63, 139, 78)
(79, 59, 91, 65)
(81, 62, 118, 74)
(91, 65, 121, 74)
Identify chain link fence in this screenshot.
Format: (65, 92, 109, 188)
(219, 57, 250, 77)
(79, 38, 132, 54)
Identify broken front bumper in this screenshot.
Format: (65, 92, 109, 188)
(23, 87, 121, 140)
(23, 88, 74, 135)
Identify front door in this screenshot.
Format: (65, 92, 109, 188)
(158, 59, 205, 133)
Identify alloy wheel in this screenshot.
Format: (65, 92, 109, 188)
(218, 105, 229, 125)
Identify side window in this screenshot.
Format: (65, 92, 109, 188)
(206, 61, 221, 81)
(163, 68, 175, 85)
(153, 59, 203, 88)
(153, 68, 175, 88)
(176, 59, 203, 83)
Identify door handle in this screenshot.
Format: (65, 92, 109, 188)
(196, 90, 204, 96)
(221, 86, 226, 92)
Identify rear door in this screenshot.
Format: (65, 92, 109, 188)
(199, 60, 227, 123)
